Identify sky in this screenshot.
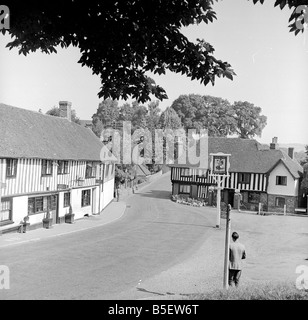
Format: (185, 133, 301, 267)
(0, 1, 307, 146)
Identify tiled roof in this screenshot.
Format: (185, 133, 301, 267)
(80, 120, 93, 127)
(0, 103, 103, 161)
(170, 137, 303, 178)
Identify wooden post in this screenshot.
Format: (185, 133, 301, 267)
(284, 204, 287, 215)
(216, 175, 221, 228)
(223, 204, 232, 289)
(258, 202, 261, 215)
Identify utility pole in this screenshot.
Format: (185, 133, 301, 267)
(223, 204, 232, 289)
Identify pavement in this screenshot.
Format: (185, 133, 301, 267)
(0, 173, 161, 249)
(0, 200, 127, 249)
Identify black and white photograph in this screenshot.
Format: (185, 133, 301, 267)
(0, 0, 307, 307)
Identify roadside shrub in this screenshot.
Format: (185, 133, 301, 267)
(189, 282, 308, 300)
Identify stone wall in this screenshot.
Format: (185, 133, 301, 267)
(267, 194, 297, 213)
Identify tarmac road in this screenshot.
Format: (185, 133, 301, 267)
(1, 172, 307, 300)
(0, 173, 217, 300)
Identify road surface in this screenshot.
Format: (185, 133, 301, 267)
(0, 173, 217, 300)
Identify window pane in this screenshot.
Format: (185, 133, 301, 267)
(35, 197, 43, 212)
(64, 161, 69, 174)
(28, 198, 35, 214)
(180, 185, 190, 194)
(0, 210, 10, 221)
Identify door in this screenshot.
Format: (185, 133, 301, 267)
(48, 194, 58, 225)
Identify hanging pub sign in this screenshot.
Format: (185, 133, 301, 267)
(210, 153, 231, 176)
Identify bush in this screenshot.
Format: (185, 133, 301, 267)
(171, 195, 206, 207)
(189, 282, 308, 300)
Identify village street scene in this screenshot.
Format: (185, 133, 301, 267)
(0, 1, 308, 304)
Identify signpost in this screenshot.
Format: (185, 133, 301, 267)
(209, 153, 231, 228)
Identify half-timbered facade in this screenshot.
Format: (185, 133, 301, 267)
(0, 102, 115, 233)
(170, 137, 303, 213)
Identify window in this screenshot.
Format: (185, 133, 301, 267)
(28, 198, 35, 215)
(28, 195, 57, 215)
(275, 197, 285, 207)
(58, 161, 69, 174)
(64, 192, 70, 208)
(85, 162, 96, 178)
(42, 160, 53, 176)
(181, 168, 191, 177)
(276, 176, 287, 186)
(238, 173, 250, 184)
(82, 189, 91, 207)
(179, 185, 191, 194)
(1, 198, 12, 223)
(35, 197, 44, 212)
(6, 159, 18, 178)
(248, 192, 260, 204)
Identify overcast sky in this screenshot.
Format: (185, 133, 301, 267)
(0, 1, 307, 145)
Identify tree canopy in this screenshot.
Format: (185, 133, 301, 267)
(46, 106, 81, 124)
(170, 94, 267, 138)
(2, 0, 304, 102)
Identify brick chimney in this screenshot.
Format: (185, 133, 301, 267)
(270, 137, 279, 150)
(59, 101, 72, 122)
(288, 147, 294, 159)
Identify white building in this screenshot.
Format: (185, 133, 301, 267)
(0, 102, 115, 233)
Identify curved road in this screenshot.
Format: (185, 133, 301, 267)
(0, 173, 216, 300)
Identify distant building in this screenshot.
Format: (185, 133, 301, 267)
(170, 137, 303, 214)
(0, 102, 115, 234)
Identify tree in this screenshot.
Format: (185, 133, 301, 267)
(146, 101, 161, 132)
(118, 103, 135, 123)
(300, 145, 308, 166)
(131, 102, 148, 129)
(231, 101, 267, 139)
(171, 94, 267, 138)
(46, 106, 81, 124)
(92, 99, 120, 137)
(171, 94, 235, 136)
(300, 163, 308, 210)
(3, 2, 302, 102)
(158, 107, 182, 130)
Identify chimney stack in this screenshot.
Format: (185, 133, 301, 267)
(270, 137, 279, 150)
(59, 101, 72, 122)
(288, 147, 294, 159)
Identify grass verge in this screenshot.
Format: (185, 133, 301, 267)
(189, 282, 308, 300)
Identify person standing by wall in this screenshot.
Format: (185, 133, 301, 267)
(229, 231, 246, 287)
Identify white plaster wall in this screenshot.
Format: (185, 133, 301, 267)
(267, 162, 296, 196)
(71, 188, 91, 219)
(4, 196, 28, 228)
(58, 191, 70, 218)
(102, 178, 115, 210)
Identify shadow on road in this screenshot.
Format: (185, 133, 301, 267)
(135, 190, 171, 200)
(137, 287, 178, 297)
(144, 220, 216, 229)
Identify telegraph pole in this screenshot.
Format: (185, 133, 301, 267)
(223, 204, 232, 289)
